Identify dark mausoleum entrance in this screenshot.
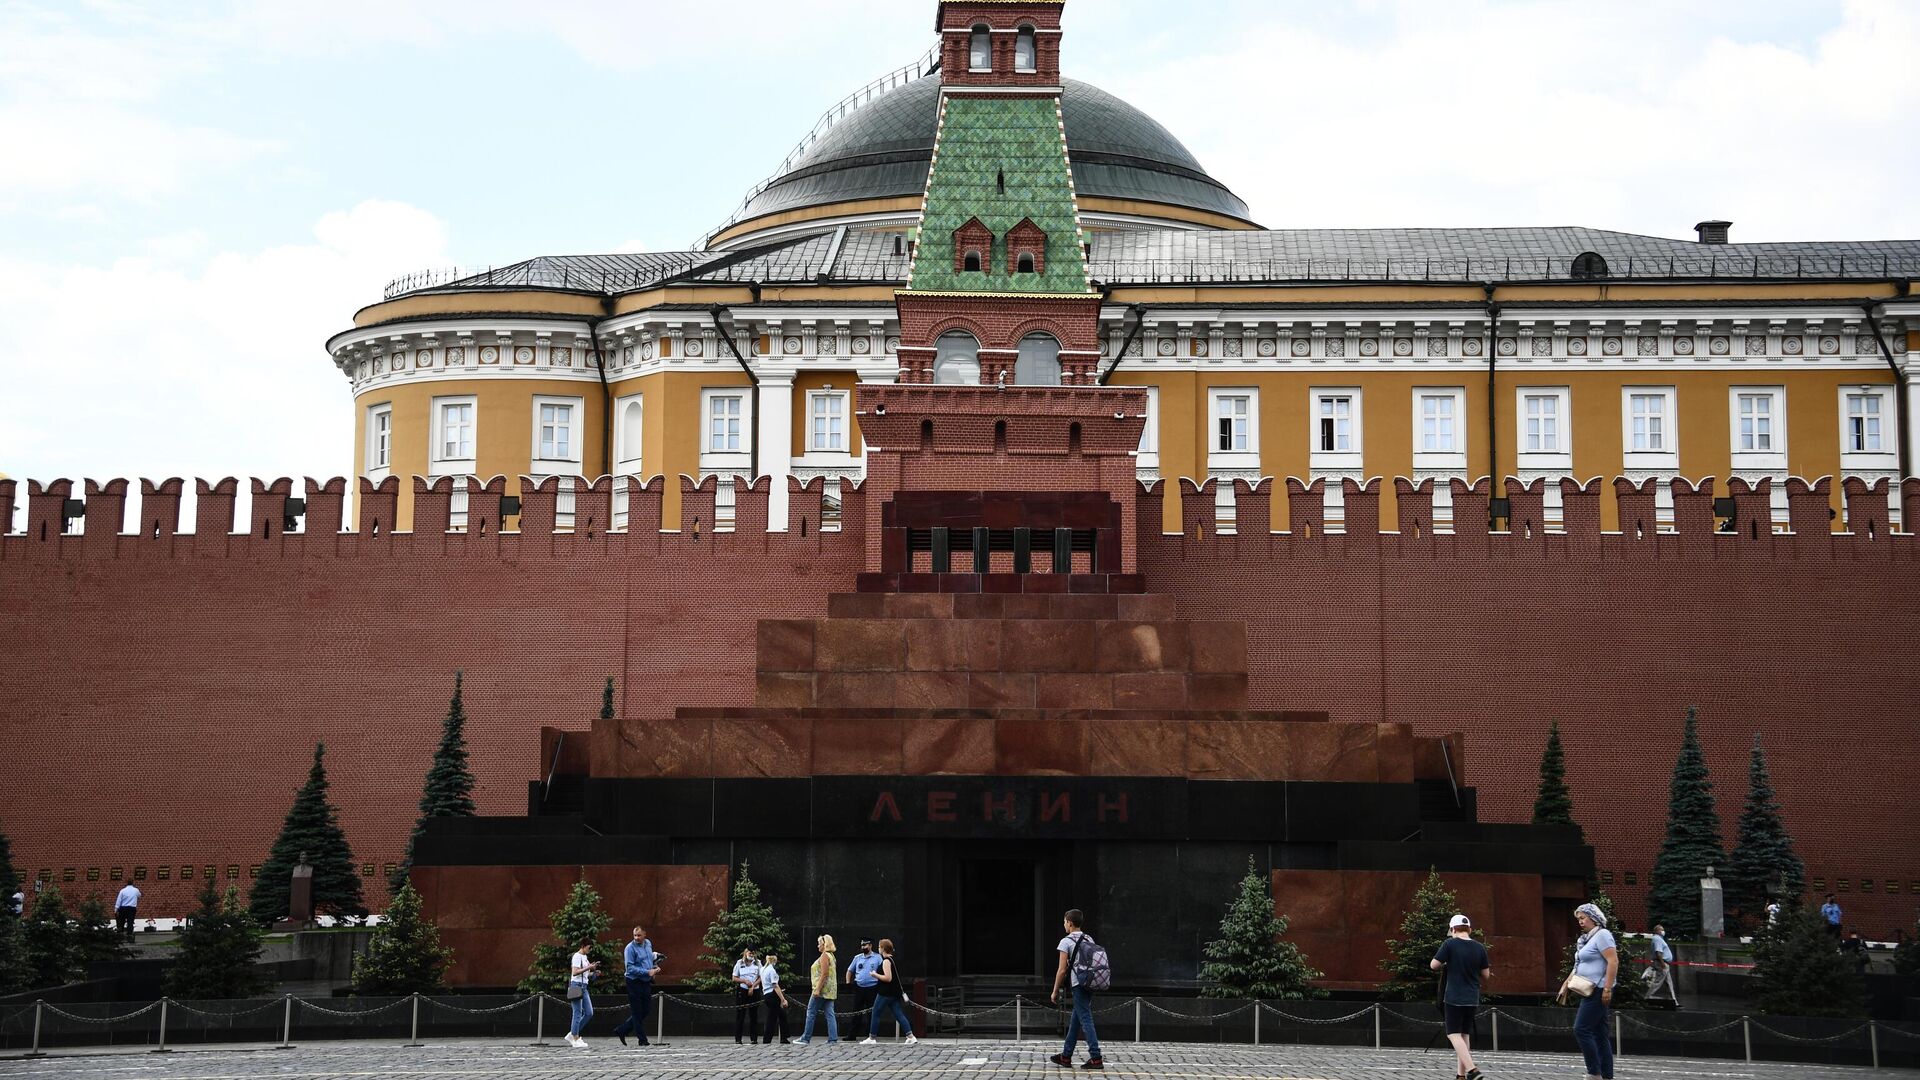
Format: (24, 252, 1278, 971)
(958, 855, 1038, 975)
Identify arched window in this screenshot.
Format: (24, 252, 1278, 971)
(969, 24, 992, 71)
(1016, 252, 1035, 274)
(934, 331, 981, 385)
(1571, 251, 1610, 280)
(619, 399, 644, 465)
(964, 250, 982, 272)
(1014, 333, 1061, 386)
(1015, 25, 1037, 72)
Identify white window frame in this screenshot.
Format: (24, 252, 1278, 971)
(1839, 385, 1897, 469)
(1729, 386, 1787, 471)
(614, 394, 645, 477)
(365, 403, 393, 478)
(700, 387, 754, 474)
(1208, 387, 1259, 468)
(531, 395, 584, 472)
(1621, 386, 1679, 472)
(430, 395, 478, 474)
(1309, 387, 1363, 472)
(807, 389, 850, 453)
(969, 24, 992, 71)
(1412, 387, 1467, 472)
(1135, 386, 1160, 474)
(1515, 386, 1572, 473)
(1013, 24, 1038, 72)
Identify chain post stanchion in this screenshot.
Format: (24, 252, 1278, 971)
(1871, 1020, 1879, 1070)
(1615, 1010, 1622, 1056)
(1253, 1000, 1261, 1044)
(28, 999, 44, 1058)
(657, 992, 665, 1045)
(1743, 1016, 1752, 1063)
(532, 993, 546, 1046)
(151, 997, 170, 1054)
(1134, 997, 1141, 1043)
(1015, 997, 1021, 1042)
(1374, 1002, 1381, 1048)
(1491, 1007, 1498, 1052)
(407, 992, 422, 1047)
(280, 993, 293, 1049)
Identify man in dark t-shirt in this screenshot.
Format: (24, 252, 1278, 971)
(1430, 913, 1492, 1080)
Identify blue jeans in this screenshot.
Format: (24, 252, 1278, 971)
(569, 988, 594, 1037)
(800, 995, 839, 1042)
(612, 979, 651, 1041)
(1573, 992, 1613, 1078)
(1063, 984, 1100, 1059)
(869, 994, 912, 1037)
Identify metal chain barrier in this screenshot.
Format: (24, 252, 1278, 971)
(1258, 1002, 1377, 1025)
(1377, 1005, 1445, 1026)
(1747, 1019, 1871, 1043)
(1878, 1024, 1920, 1041)
(291, 997, 412, 1018)
(419, 995, 542, 1016)
(1139, 998, 1255, 1021)
(1487, 1007, 1573, 1031)
(166, 999, 286, 1020)
(653, 992, 767, 1012)
(1616, 1011, 1745, 1035)
(906, 997, 1017, 1020)
(39, 1001, 161, 1025)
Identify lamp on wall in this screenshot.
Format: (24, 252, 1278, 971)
(61, 499, 85, 531)
(282, 497, 307, 534)
(500, 496, 523, 517)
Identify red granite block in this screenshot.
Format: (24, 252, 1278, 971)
(815, 672, 897, 709)
(827, 593, 885, 619)
(587, 864, 659, 927)
(1068, 574, 1107, 593)
(952, 594, 1004, 619)
(627, 718, 712, 777)
(1089, 720, 1185, 776)
(1115, 593, 1177, 621)
(1186, 621, 1248, 674)
(904, 717, 995, 774)
(1485, 935, 1544, 994)
(813, 715, 903, 775)
(1449, 873, 1498, 925)
(1001, 594, 1049, 619)
(995, 719, 1088, 775)
(815, 619, 907, 671)
(1289, 723, 1341, 782)
(1187, 673, 1249, 710)
(1097, 622, 1191, 674)
(1376, 723, 1416, 784)
(1001, 619, 1096, 672)
(756, 619, 815, 673)
(896, 670, 971, 709)
(1273, 869, 1347, 932)
(1188, 720, 1291, 780)
(1107, 573, 1146, 593)
(1021, 573, 1068, 593)
(510, 864, 589, 928)
(1413, 736, 1450, 780)
(1288, 931, 1353, 984)
(981, 573, 1023, 593)
(713, 716, 810, 777)
(1051, 594, 1118, 621)
(445, 927, 549, 989)
(1036, 672, 1112, 709)
(884, 593, 955, 620)
(654, 864, 728, 927)
(1325, 722, 1380, 782)
(426, 865, 517, 930)
(1112, 672, 1186, 710)
(1490, 873, 1544, 937)
(967, 672, 1036, 709)
(756, 672, 814, 708)
(905, 619, 968, 671)
(647, 925, 709, 983)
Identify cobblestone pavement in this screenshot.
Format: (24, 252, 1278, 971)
(1, 1038, 1908, 1079)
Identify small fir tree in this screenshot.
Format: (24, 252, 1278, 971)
(1646, 706, 1726, 938)
(393, 672, 479, 890)
(1725, 735, 1805, 932)
(351, 882, 453, 995)
(0, 907, 27, 995)
(1199, 856, 1322, 998)
(0, 826, 20, 903)
(23, 886, 77, 989)
(251, 743, 365, 923)
(601, 676, 616, 721)
(691, 863, 794, 992)
(1532, 721, 1576, 827)
(71, 894, 130, 970)
(1752, 908, 1865, 1017)
(167, 880, 270, 999)
(1379, 869, 1484, 1001)
(518, 879, 616, 994)
(1893, 932, 1920, 978)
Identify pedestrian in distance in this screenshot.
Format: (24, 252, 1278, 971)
(1561, 902, 1618, 1080)
(798, 933, 840, 1045)
(847, 938, 882, 1020)
(1048, 908, 1104, 1071)
(760, 950, 792, 1043)
(731, 946, 763, 1044)
(1765, 900, 1781, 927)
(1821, 894, 1844, 940)
(564, 937, 599, 1049)
(1842, 931, 1871, 975)
(114, 881, 141, 942)
(1429, 913, 1490, 1080)
(860, 938, 916, 1045)
(612, 925, 660, 1047)
(7, 884, 22, 918)
(1645, 923, 1679, 1006)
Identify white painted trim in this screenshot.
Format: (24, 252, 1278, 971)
(806, 387, 852, 453)
(1309, 386, 1363, 471)
(614, 393, 645, 477)
(1729, 385, 1788, 471)
(1411, 387, 1467, 472)
(1838, 383, 1899, 471)
(700, 386, 754, 472)
(1515, 386, 1572, 472)
(1621, 385, 1679, 472)
(429, 394, 478, 473)
(530, 394, 586, 472)
(1208, 386, 1259, 469)
(365, 402, 393, 477)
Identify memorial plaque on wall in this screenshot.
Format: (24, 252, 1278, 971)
(811, 776, 1188, 839)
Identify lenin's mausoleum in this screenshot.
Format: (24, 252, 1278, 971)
(4, 0, 1919, 995)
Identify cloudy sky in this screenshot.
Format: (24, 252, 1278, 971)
(4, 0, 1918, 527)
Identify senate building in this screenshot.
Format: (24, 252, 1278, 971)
(3, 0, 1918, 994)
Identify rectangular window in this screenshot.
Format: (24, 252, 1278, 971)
(810, 391, 846, 452)
(1737, 392, 1773, 452)
(1420, 393, 1456, 452)
(1524, 393, 1561, 453)
(368, 404, 392, 470)
(436, 400, 474, 461)
(709, 394, 744, 452)
(1318, 394, 1353, 452)
(1217, 395, 1250, 451)
(1846, 392, 1883, 453)
(538, 402, 573, 460)
(1629, 393, 1667, 452)
(1137, 386, 1159, 455)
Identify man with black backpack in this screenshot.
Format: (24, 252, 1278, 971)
(1049, 908, 1106, 1070)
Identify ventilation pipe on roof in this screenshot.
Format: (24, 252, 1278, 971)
(1862, 288, 1912, 484)
(1694, 220, 1732, 244)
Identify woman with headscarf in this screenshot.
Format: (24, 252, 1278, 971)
(1563, 902, 1618, 1080)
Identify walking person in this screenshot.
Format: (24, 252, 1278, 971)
(8, 884, 22, 918)
(1563, 902, 1618, 1080)
(1048, 908, 1103, 1071)
(731, 946, 763, 1044)
(760, 950, 792, 1044)
(564, 938, 599, 1049)
(612, 925, 660, 1047)
(846, 938, 882, 1021)
(1645, 923, 1680, 1006)
(798, 934, 840, 1045)
(860, 939, 916, 1045)
(114, 881, 140, 942)
(1821, 894, 1843, 940)
(1430, 913, 1490, 1080)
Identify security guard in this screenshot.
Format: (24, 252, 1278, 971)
(731, 946, 762, 1043)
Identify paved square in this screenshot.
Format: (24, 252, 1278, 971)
(2, 1038, 1906, 1079)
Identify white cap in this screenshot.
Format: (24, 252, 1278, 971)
(1449, 914, 1471, 929)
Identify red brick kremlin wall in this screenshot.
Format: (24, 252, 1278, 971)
(1, 472, 1916, 936)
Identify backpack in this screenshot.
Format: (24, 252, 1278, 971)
(1071, 933, 1112, 991)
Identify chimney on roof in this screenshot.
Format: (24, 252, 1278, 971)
(1694, 220, 1732, 245)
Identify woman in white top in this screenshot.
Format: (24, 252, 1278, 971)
(566, 937, 599, 1048)
(1566, 903, 1618, 1080)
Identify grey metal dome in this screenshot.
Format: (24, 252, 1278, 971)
(729, 75, 1255, 229)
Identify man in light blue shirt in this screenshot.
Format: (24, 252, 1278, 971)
(612, 925, 660, 1047)
(731, 947, 762, 1043)
(1821, 895, 1843, 939)
(845, 939, 883, 1020)
(1646, 924, 1679, 1005)
(113, 883, 141, 942)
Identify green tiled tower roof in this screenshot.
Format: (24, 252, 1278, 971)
(906, 94, 1093, 295)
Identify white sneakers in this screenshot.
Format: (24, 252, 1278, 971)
(859, 1036, 878, 1045)
(906, 1034, 919, 1045)
(564, 1034, 589, 1049)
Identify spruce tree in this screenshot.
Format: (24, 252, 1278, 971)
(1752, 908, 1865, 1017)
(71, 894, 130, 970)
(393, 672, 479, 890)
(1199, 856, 1322, 998)
(1646, 706, 1726, 938)
(251, 743, 365, 923)
(601, 676, 616, 721)
(0, 826, 19, 903)
(0, 907, 26, 995)
(1532, 721, 1575, 826)
(1379, 868, 1483, 1001)
(24, 887, 80, 989)
(1726, 735, 1804, 932)
(692, 863, 794, 992)
(351, 882, 453, 995)
(518, 879, 617, 994)
(166, 880, 269, 999)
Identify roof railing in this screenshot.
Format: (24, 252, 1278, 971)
(1083, 253, 1920, 284)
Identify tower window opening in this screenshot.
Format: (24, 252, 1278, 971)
(1017, 252, 1035, 274)
(934, 331, 981, 384)
(1015, 25, 1037, 72)
(969, 24, 991, 71)
(997, 169, 1005, 195)
(964, 250, 982, 272)
(1571, 251, 1610, 279)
